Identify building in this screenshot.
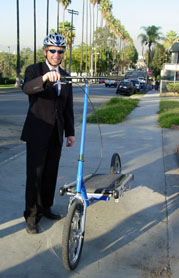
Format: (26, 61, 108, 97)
(161, 42, 179, 81)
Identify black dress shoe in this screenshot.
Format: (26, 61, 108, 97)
(43, 209, 61, 220)
(26, 223, 38, 234)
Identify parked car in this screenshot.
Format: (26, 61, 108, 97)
(99, 79, 105, 84)
(138, 77, 146, 83)
(130, 79, 141, 91)
(105, 79, 117, 87)
(116, 80, 136, 95)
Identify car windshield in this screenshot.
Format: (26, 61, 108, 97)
(121, 81, 130, 86)
(131, 80, 139, 84)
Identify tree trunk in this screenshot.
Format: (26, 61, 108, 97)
(80, 0, 85, 75)
(46, 0, 49, 35)
(15, 0, 20, 88)
(57, 2, 59, 32)
(34, 0, 36, 64)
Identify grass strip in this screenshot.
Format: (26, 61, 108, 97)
(159, 100, 179, 128)
(0, 85, 16, 89)
(87, 97, 139, 124)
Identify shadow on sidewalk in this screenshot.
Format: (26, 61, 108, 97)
(0, 194, 177, 277)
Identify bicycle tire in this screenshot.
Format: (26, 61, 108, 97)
(110, 153, 121, 174)
(62, 200, 85, 271)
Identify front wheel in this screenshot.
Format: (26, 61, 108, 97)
(62, 200, 85, 271)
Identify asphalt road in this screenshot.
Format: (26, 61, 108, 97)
(0, 84, 116, 163)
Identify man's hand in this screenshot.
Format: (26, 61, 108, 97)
(66, 136, 75, 147)
(42, 71, 61, 83)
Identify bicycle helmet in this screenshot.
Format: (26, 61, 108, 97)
(43, 33, 66, 48)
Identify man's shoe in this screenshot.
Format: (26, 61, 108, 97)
(26, 223, 38, 234)
(43, 209, 61, 220)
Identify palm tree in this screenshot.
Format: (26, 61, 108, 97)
(89, 0, 99, 75)
(85, 0, 89, 73)
(164, 30, 179, 50)
(15, 0, 20, 88)
(34, 0, 36, 64)
(57, 1, 60, 32)
(57, 0, 72, 35)
(46, 0, 49, 35)
(138, 25, 163, 70)
(80, 0, 85, 75)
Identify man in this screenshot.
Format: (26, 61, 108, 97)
(21, 33, 75, 234)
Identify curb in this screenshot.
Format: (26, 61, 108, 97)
(0, 88, 21, 94)
(176, 145, 179, 161)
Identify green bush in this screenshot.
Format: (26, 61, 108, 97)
(0, 77, 16, 85)
(87, 97, 139, 124)
(159, 100, 179, 128)
(5, 78, 16, 84)
(166, 82, 179, 92)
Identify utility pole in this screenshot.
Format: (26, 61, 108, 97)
(68, 9, 79, 74)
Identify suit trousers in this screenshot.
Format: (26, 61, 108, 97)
(24, 122, 62, 225)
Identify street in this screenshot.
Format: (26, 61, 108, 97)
(0, 84, 116, 164)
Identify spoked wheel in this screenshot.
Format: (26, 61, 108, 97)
(110, 153, 121, 174)
(62, 200, 85, 271)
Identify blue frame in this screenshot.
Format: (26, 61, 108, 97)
(75, 79, 110, 207)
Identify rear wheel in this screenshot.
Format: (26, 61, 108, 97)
(110, 153, 121, 174)
(62, 200, 85, 271)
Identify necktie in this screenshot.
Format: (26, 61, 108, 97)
(51, 69, 61, 96)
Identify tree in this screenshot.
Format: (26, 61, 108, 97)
(164, 30, 179, 50)
(56, 0, 72, 35)
(93, 25, 117, 74)
(46, 0, 49, 35)
(34, 0, 37, 64)
(150, 44, 166, 78)
(89, 0, 99, 75)
(80, 0, 85, 74)
(15, 0, 21, 87)
(57, 1, 60, 32)
(138, 25, 163, 70)
(0, 51, 17, 81)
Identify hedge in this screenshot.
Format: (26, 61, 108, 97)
(166, 82, 179, 93)
(0, 77, 16, 85)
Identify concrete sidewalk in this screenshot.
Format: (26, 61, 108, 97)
(0, 90, 178, 278)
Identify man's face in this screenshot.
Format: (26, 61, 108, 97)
(43, 46, 65, 67)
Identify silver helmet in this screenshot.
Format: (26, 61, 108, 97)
(43, 33, 66, 47)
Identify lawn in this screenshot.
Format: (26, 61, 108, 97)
(87, 97, 139, 124)
(0, 85, 16, 89)
(158, 100, 179, 128)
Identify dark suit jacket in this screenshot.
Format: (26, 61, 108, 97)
(21, 62, 75, 146)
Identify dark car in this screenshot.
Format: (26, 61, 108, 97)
(99, 79, 105, 84)
(130, 79, 141, 91)
(116, 80, 136, 95)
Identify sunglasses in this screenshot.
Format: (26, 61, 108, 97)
(47, 49, 65, 54)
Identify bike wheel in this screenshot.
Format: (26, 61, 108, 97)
(110, 153, 121, 174)
(62, 200, 85, 271)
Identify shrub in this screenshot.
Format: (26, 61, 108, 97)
(166, 82, 179, 93)
(0, 77, 16, 85)
(87, 97, 139, 124)
(159, 100, 179, 128)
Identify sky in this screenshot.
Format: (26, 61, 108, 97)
(0, 0, 179, 56)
